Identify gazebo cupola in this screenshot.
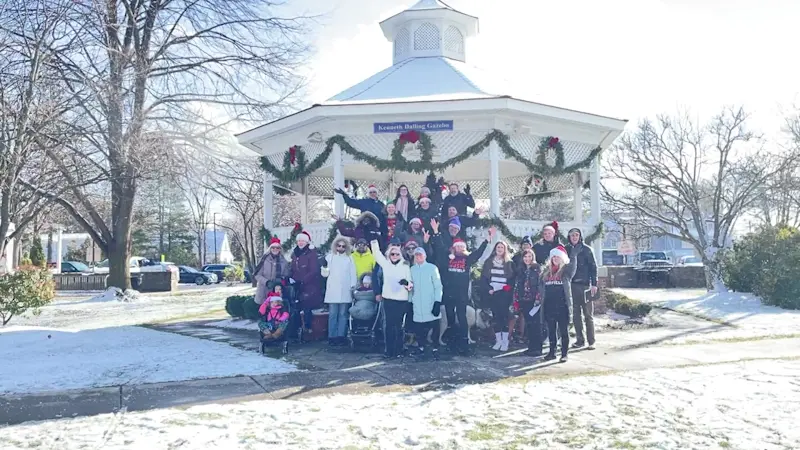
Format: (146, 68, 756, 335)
(381, 0, 479, 64)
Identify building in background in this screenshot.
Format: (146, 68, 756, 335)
(197, 230, 234, 265)
(38, 232, 102, 264)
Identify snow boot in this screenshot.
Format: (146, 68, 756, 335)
(492, 332, 502, 350)
(499, 332, 509, 352)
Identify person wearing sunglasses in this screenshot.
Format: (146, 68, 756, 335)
(322, 236, 357, 346)
(370, 239, 412, 359)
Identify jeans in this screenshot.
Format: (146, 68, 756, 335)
(382, 299, 407, 357)
(414, 319, 440, 350)
(571, 283, 595, 346)
(489, 290, 512, 332)
(327, 303, 349, 339)
(522, 302, 542, 354)
(546, 307, 571, 357)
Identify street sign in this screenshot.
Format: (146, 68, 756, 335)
(617, 240, 637, 256)
(373, 120, 453, 133)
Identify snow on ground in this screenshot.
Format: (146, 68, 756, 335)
(0, 325, 295, 395)
(9, 285, 252, 331)
(616, 288, 800, 343)
(206, 318, 260, 331)
(3, 359, 799, 449)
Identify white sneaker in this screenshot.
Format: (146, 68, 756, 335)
(499, 332, 509, 352)
(492, 332, 502, 350)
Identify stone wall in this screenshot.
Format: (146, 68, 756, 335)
(135, 271, 178, 293)
(598, 266, 706, 289)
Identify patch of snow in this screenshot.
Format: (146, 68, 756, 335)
(3, 359, 798, 449)
(606, 311, 631, 321)
(205, 318, 260, 331)
(82, 287, 141, 303)
(0, 325, 294, 395)
(616, 288, 800, 343)
(9, 286, 252, 331)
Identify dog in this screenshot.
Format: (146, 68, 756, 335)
(438, 304, 491, 346)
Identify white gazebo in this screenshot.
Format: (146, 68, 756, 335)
(236, 0, 627, 259)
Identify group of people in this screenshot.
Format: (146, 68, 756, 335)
(253, 181, 599, 363)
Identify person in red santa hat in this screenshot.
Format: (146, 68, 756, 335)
(290, 230, 324, 339)
(254, 237, 291, 305)
(539, 244, 579, 363)
(431, 221, 493, 356)
(334, 183, 387, 239)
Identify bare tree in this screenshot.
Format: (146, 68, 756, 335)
(20, 0, 309, 288)
(205, 158, 263, 284)
(0, 1, 75, 257)
(177, 151, 216, 265)
(603, 107, 800, 290)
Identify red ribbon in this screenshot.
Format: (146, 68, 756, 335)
(289, 146, 298, 165)
(548, 137, 560, 148)
(399, 130, 420, 144)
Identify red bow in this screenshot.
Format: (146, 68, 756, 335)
(548, 137, 560, 148)
(293, 222, 301, 231)
(399, 130, 420, 144)
(289, 146, 298, 165)
(502, 285, 512, 292)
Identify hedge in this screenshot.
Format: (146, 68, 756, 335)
(604, 290, 652, 318)
(225, 295, 258, 319)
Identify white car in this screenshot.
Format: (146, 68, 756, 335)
(677, 255, 704, 267)
(92, 257, 178, 274)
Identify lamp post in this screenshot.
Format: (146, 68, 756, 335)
(212, 213, 222, 264)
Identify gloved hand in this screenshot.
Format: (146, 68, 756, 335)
(333, 187, 345, 196)
(464, 184, 471, 196)
(399, 279, 409, 286)
(431, 301, 442, 316)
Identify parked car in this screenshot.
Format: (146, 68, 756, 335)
(60, 261, 92, 274)
(602, 249, 626, 266)
(201, 264, 241, 284)
(177, 265, 218, 285)
(677, 255, 704, 267)
(91, 256, 176, 274)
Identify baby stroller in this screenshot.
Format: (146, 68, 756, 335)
(347, 288, 383, 352)
(259, 278, 294, 356)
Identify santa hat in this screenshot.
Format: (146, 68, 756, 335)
(549, 245, 570, 264)
(543, 221, 559, 233)
(367, 184, 378, 194)
(266, 292, 283, 304)
(268, 237, 282, 249)
(448, 216, 462, 230)
(449, 238, 467, 259)
(296, 230, 313, 248)
(409, 217, 422, 227)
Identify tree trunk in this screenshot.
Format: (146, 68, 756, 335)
(108, 237, 131, 289)
(107, 178, 136, 289)
(702, 248, 728, 293)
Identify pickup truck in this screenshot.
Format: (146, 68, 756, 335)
(633, 251, 674, 272)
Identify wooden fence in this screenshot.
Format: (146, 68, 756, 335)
(53, 274, 108, 291)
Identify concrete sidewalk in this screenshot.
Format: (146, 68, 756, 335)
(2, 336, 799, 426)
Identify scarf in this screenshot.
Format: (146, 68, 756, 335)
(396, 196, 409, 220)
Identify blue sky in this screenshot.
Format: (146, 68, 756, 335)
(281, 0, 798, 138)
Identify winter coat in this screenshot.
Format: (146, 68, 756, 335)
(533, 238, 561, 265)
(409, 261, 443, 323)
(336, 212, 383, 248)
(441, 192, 475, 217)
(254, 252, 291, 304)
(340, 192, 387, 237)
(433, 233, 489, 300)
(538, 246, 579, 319)
(371, 240, 412, 301)
(384, 214, 407, 243)
(481, 256, 516, 295)
(351, 249, 376, 279)
(258, 305, 290, 337)
(514, 264, 542, 305)
(351, 288, 378, 321)
(567, 230, 598, 286)
(393, 188, 416, 222)
(291, 246, 324, 310)
(323, 238, 357, 304)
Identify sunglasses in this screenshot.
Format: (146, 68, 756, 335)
(389, 252, 402, 257)
(336, 244, 346, 248)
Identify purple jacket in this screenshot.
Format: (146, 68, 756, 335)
(291, 246, 323, 310)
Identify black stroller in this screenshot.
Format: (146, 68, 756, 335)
(347, 290, 384, 352)
(259, 278, 294, 356)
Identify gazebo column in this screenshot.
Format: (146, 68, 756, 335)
(300, 178, 309, 224)
(262, 172, 273, 250)
(573, 172, 583, 224)
(590, 156, 602, 264)
(488, 140, 500, 216)
(333, 144, 344, 217)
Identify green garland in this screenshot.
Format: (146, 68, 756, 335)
(259, 130, 601, 184)
(260, 222, 346, 255)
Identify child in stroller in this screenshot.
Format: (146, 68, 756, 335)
(347, 273, 382, 350)
(258, 287, 290, 355)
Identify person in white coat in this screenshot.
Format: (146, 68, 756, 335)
(371, 239, 412, 359)
(322, 236, 357, 346)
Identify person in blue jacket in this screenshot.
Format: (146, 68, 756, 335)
(335, 184, 387, 238)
